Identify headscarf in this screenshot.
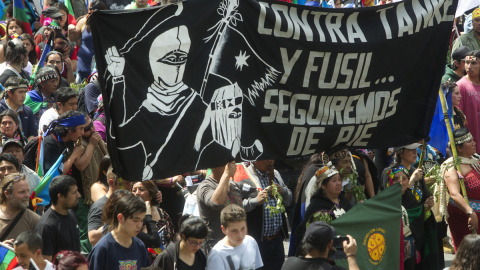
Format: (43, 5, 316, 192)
(43, 115, 86, 141)
(385, 165, 409, 187)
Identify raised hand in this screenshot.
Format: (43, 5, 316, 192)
(105, 46, 125, 77)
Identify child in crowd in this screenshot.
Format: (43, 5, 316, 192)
(206, 204, 263, 270)
(87, 191, 150, 269)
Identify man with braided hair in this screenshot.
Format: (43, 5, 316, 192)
(24, 66, 59, 128)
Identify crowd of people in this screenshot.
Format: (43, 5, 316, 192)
(0, 0, 476, 269)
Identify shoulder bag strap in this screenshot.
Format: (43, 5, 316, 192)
(0, 208, 26, 242)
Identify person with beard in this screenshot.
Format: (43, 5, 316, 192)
(0, 173, 40, 241)
(452, 8, 480, 53)
(36, 175, 81, 261)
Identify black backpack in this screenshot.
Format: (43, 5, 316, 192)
(23, 136, 41, 171)
(78, 80, 101, 118)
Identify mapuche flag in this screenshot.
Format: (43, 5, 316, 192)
(13, 0, 33, 36)
(332, 183, 402, 269)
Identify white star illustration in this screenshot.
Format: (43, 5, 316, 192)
(235, 50, 250, 71)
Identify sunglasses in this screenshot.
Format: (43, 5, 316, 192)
(84, 121, 93, 132)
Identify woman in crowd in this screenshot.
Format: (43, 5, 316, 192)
(294, 163, 352, 254)
(0, 110, 27, 147)
(448, 234, 480, 270)
(153, 216, 208, 270)
(442, 128, 480, 251)
(20, 33, 37, 75)
(0, 39, 30, 85)
(445, 81, 467, 130)
(52, 250, 88, 270)
(90, 155, 110, 203)
(75, 0, 107, 82)
(0, 19, 26, 64)
(132, 181, 176, 251)
(381, 144, 430, 204)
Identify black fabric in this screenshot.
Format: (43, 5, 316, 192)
(35, 208, 81, 256)
(282, 257, 345, 270)
(90, 0, 457, 180)
(0, 69, 29, 86)
(153, 241, 207, 270)
(23, 136, 40, 171)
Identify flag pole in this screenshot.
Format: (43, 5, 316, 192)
(413, 140, 427, 194)
(438, 87, 475, 233)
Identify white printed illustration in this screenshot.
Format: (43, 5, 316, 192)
(104, 0, 280, 180)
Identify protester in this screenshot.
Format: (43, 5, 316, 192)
(0, 153, 20, 180)
(197, 161, 242, 252)
(456, 50, 480, 153)
(0, 39, 30, 86)
(52, 250, 88, 270)
(42, 111, 84, 174)
(89, 155, 110, 203)
(54, 41, 77, 82)
(35, 175, 81, 261)
(441, 128, 480, 252)
(2, 139, 40, 195)
(443, 80, 467, 130)
(240, 160, 292, 270)
(24, 66, 59, 127)
(152, 216, 208, 270)
(206, 204, 263, 270)
(44, 51, 72, 87)
(38, 87, 78, 134)
(0, 77, 36, 141)
(448, 234, 480, 270)
(21, 33, 38, 66)
(442, 46, 469, 83)
(132, 180, 176, 249)
(452, 8, 480, 52)
(0, 19, 26, 64)
(13, 231, 55, 270)
(0, 173, 40, 241)
(87, 165, 122, 246)
(282, 222, 359, 270)
(0, 110, 27, 148)
(75, 0, 107, 83)
(88, 192, 150, 269)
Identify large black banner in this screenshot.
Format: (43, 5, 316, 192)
(91, 0, 457, 181)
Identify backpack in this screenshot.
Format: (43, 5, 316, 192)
(78, 80, 101, 118)
(23, 136, 40, 171)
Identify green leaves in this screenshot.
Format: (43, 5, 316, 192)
(265, 184, 285, 217)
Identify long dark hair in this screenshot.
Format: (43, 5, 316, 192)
(97, 155, 111, 188)
(86, 0, 107, 32)
(0, 110, 26, 145)
(20, 33, 37, 65)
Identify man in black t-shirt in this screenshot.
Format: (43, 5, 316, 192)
(35, 175, 81, 261)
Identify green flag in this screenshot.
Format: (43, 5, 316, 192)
(332, 183, 402, 269)
(64, 0, 75, 16)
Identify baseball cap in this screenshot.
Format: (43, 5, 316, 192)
(304, 221, 336, 246)
(394, 143, 422, 152)
(2, 139, 24, 153)
(452, 46, 470, 62)
(42, 7, 64, 19)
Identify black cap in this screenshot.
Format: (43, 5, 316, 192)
(304, 221, 336, 246)
(452, 46, 470, 61)
(2, 139, 24, 153)
(42, 7, 64, 19)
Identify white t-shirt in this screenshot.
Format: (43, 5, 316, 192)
(38, 108, 59, 135)
(206, 235, 263, 270)
(13, 260, 54, 270)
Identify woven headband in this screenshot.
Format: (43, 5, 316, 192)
(455, 132, 473, 145)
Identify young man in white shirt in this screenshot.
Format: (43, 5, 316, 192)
(13, 231, 54, 270)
